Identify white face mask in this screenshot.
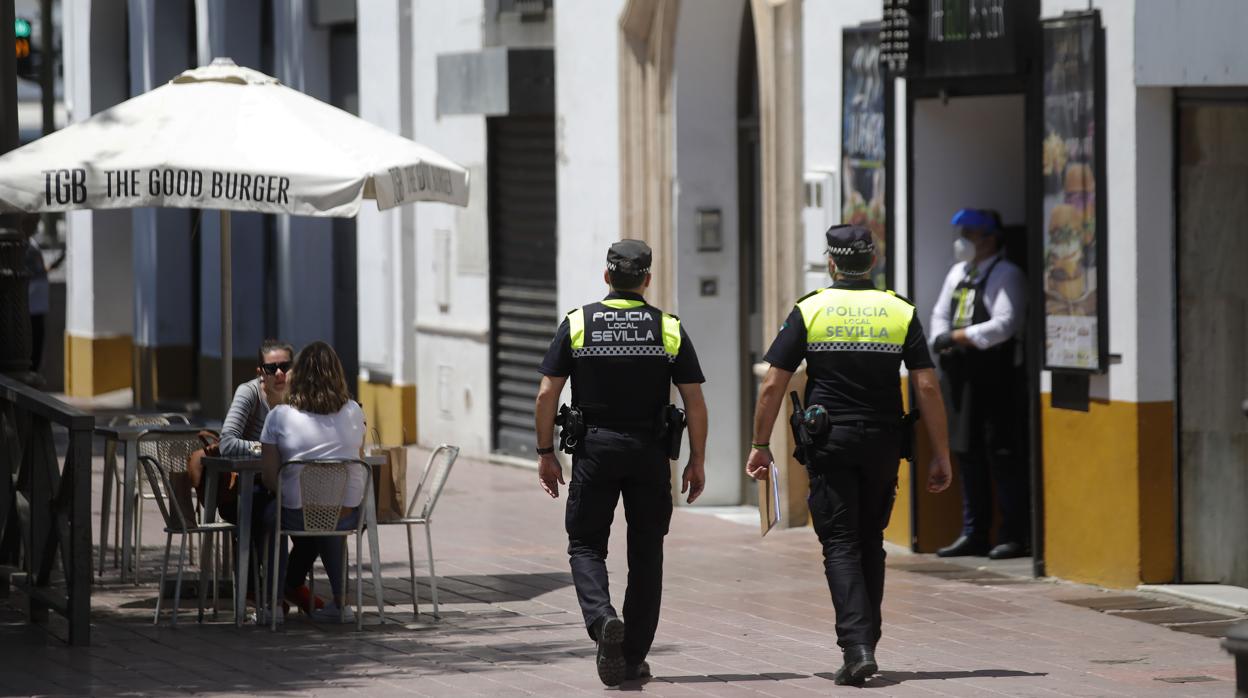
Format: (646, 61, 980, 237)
(953, 237, 976, 263)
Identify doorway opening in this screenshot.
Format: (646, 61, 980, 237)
(1176, 91, 1248, 586)
(909, 91, 1039, 565)
(487, 115, 559, 458)
(736, 2, 762, 505)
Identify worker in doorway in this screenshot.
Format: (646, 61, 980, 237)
(534, 239, 708, 686)
(746, 224, 953, 686)
(930, 208, 1030, 560)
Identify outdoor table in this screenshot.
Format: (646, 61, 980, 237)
(197, 454, 388, 626)
(95, 423, 204, 583)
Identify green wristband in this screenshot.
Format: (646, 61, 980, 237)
(751, 442, 770, 450)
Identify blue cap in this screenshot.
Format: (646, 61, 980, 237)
(951, 208, 1001, 231)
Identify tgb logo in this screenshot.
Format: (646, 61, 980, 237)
(43, 169, 88, 205)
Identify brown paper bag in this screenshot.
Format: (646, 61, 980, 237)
(369, 444, 408, 522)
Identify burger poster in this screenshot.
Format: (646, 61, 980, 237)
(1041, 14, 1106, 371)
(842, 27, 887, 290)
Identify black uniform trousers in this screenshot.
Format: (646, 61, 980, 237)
(955, 438, 1030, 547)
(565, 427, 673, 665)
(805, 423, 899, 650)
(942, 353, 1030, 547)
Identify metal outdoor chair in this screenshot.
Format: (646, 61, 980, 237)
(139, 455, 235, 626)
(378, 444, 459, 619)
(104, 413, 194, 572)
(269, 459, 378, 631)
(105, 414, 171, 565)
(134, 430, 208, 582)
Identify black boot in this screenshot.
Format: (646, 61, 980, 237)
(936, 534, 988, 558)
(624, 660, 651, 681)
(834, 645, 878, 686)
(593, 616, 626, 686)
(988, 541, 1029, 559)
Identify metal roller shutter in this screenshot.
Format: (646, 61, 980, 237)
(488, 116, 558, 457)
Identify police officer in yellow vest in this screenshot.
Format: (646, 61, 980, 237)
(746, 225, 953, 686)
(535, 239, 708, 687)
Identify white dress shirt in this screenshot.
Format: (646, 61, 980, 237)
(929, 252, 1026, 351)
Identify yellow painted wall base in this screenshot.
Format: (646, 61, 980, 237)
(64, 333, 132, 397)
(358, 380, 418, 446)
(1043, 395, 1175, 588)
(886, 375, 963, 551)
(885, 376, 915, 547)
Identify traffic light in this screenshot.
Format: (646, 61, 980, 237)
(14, 17, 35, 78)
(14, 17, 31, 56)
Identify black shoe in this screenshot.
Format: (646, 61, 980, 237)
(624, 660, 651, 681)
(594, 616, 626, 686)
(834, 645, 877, 686)
(936, 535, 989, 557)
(988, 541, 1029, 559)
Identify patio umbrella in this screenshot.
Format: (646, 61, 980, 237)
(0, 58, 469, 411)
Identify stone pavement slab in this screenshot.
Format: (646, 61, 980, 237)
(0, 446, 1238, 696)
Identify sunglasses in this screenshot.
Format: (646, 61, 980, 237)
(260, 361, 292, 375)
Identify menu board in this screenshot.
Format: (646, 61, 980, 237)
(1040, 13, 1107, 372)
(924, 0, 1029, 78)
(842, 27, 888, 289)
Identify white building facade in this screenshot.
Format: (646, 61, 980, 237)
(359, 0, 1248, 589)
(57, 0, 1248, 588)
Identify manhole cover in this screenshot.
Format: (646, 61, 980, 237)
(1168, 620, 1243, 638)
(1060, 595, 1169, 611)
(1112, 607, 1234, 625)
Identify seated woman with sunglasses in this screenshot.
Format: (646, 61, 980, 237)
(220, 340, 294, 462)
(260, 341, 367, 622)
(186, 339, 323, 613)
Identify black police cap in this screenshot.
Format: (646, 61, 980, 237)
(606, 239, 652, 276)
(825, 224, 875, 257)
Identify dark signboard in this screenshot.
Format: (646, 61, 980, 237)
(842, 27, 888, 289)
(1040, 12, 1107, 372)
(923, 0, 1036, 78)
(881, 0, 923, 75)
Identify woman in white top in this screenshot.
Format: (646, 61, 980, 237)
(260, 341, 366, 620)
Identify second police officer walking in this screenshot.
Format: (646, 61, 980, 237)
(534, 240, 708, 687)
(746, 225, 954, 686)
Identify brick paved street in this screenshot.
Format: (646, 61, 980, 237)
(0, 447, 1239, 696)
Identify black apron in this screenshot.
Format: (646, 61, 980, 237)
(939, 258, 1024, 454)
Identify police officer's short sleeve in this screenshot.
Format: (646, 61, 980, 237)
(763, 306, 806, 371)
(538, 318, 573, 377)
(672, 326, 705, 384)
(903, 313, 935, 371)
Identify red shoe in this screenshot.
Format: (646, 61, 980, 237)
(285, 585, 326, 615)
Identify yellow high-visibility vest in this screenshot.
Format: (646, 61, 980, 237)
(796, 288, 914, 354)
